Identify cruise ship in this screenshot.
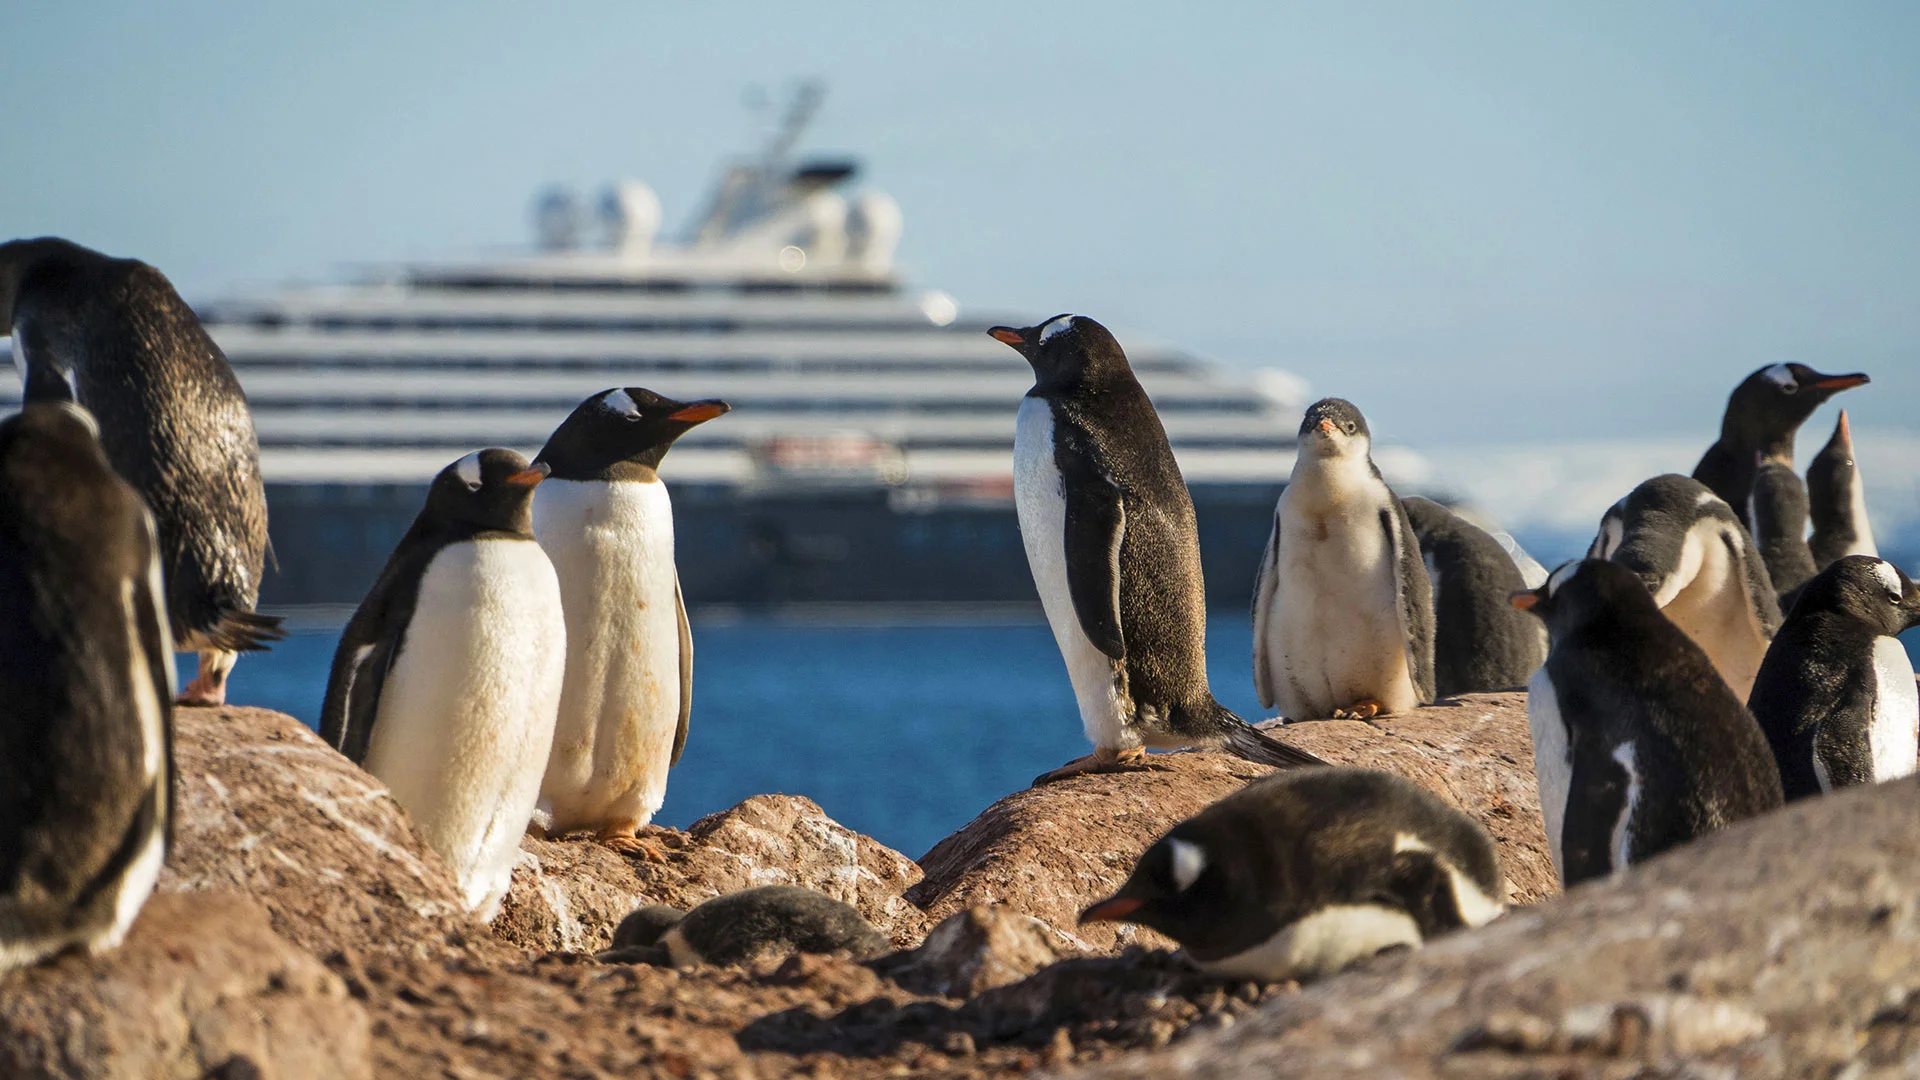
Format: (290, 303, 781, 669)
(21, 89, 1430, 609)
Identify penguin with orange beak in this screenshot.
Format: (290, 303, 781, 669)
(1693, 363, 1869, 511)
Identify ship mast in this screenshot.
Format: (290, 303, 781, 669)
(690, 79, 826, 246)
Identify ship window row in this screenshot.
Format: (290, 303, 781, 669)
(204, 314, 956, 334)
(243, 396, 1269, 415)
(404, 276, 895, 295)
(224, 355, 1192, 375)
(254, 434, 1298, 451)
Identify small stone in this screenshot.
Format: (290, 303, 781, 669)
(1045, 1026, 1076, 1066)
(942, 1030, 977, 1056)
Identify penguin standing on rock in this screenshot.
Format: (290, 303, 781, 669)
(1807, 411, 1877, 568)
(1081, 767, 1505, 982)
(1746, 457, 1819, 605)
(1692, 362, 1868, 511)
(530, 388, 728, 857)
(0, 401, 174, 971)
(1512, 560, 1783, 888)
(1589, 474, 1780, 701)
(1747, 556, 1920, 800)
(0, 237, 282, 707)
(1253, 398, 1435, 720)
(1400, 497, 1546, 696)
(319, 449, 566, 920)
(990, 315, 1325, 783)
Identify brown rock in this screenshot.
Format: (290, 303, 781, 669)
(881, 905, 1080, 997)
(160, 705, 473, 961)
(910, 691, 1554, 950)
(495, 794, 930, 953)
(0, 892, 370, 1080)
(1074, 770, 1920, 1078)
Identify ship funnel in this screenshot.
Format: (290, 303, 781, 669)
(600, 181, 662, 255)
(846, 191, 902, 271)
(534, 186, 583, 252)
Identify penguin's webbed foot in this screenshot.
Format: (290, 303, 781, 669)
(177, 650, 238, 707)
(598, 824, 669, 862)
(1032, 746, 1167, 786)
(1332, 699, 1387, 721)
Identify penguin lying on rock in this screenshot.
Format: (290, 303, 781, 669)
(1806, 411, 1877, 568)
(989, 315, 1326, 783)
(1693, 362, 1868, 512)
(1512, 560, 1784, 888)
(1400, 496, 1546, 696)
(597, 886, 889, 968)
(1081, 767, 1504, 982)
(1748, 556, 1920, 800)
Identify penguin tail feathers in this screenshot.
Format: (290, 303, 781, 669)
(1220, 713, 1328, 771)
(179, 608, 287, 653)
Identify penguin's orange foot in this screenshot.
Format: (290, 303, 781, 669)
(1032, 746, 1166, 786)
(1332, 699, 1386, 720)
(598, 824, 668, 862)
(176, 649, 237, 707)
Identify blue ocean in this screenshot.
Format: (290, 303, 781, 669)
(216, 616, 1920, 861)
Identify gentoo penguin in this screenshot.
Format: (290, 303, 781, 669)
(1746, 458, 1819, 604)
(599, 887, 889, 968)
(0, 401, 174, 971)
(1400, 497, 1547, 696)
(0, 237, 282, 706)
(1747, 556, 1920, 801)
(1589, 474, 1780, 701)
(1252, 398, 1436, 720)
(989, 315, 1325, 782)
(1512, 560, 1784, 887)
(1692, 362, 1869, 511)
(1807, 410, 1878, 568)
(318, 449, 566, 920)
(529, 388, 729, 856)
(1081, 767, 1505, 981)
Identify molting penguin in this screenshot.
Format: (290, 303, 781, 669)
(1747, 556, 1920, 801)
(600, 886, 889, 968)
(1692, 362, 1868, 511)
(1807, 410, 1877, 568)
(1400, 497, 1547, 696)
(0, 237, 282, 706)
(0, 401, 174, 971)
(530, 388, 728, 857)
(990, 315, 1325, 783)
(1081, 767, 1504, 981)
(1511, 560, 1784, 888)
(1589, 474, 1780, 701)
(1746, 457, 1819, 605)
(319, 449, 565, 920)
(1253, 398, 1436, 720)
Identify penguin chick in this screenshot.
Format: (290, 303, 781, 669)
(531, 387, 728, 859)
(0, 236, 284, 707)
(1589, 474, 1780, 701)
(1748, 556, 1920, 800)
(594, 903, 687, 964)
(1746, 457, 1819, 605)
(1512, 561, 1784, 888)
(0, 402, 175, 972)
(319, 449, 567, 921)
(1081, 767, 1504, 982)
(1806, 410, 1877, 568)
(651, 886, 889, 969)
(1253, 398, 1436, 720)
(1400, 497, 1547, 696)
(990, 315, 1326, 783)
(1692, 362, 1868, 511)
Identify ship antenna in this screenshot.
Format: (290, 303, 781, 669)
(689, 79, 826, 246)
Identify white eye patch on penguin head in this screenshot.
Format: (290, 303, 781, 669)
(453, 450, 484, 491)
(1038, 314, 1077, 345)
(1167, 837, 1208, 892)
(1871, 559, 1904, 602)
(600, 388, 643, 420)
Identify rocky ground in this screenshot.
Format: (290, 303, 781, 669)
(0, 692, 1907, 1078)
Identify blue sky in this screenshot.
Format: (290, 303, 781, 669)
(4, 2, 1915, 447)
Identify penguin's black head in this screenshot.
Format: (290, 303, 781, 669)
(1298, 397, 1371, 459)
(424, 448, 548, 537)
(1511, 558, 1661, 637)
(610, 904, 686, 950)
(987, 314, 1132, 392)
(1722, 363, 1869, 453)
(535, 387, 730, 480)
(1080, 827, 1257, 954)
(1793, 556, 1920, 635)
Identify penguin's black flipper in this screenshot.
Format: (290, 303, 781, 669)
(130, 511, 178, 854)
(670, 573, 693, 767)
(319, 547, 428, 763)
(1557, 739, 1633, 888)
(1250, 510, 1282, 710)
(1223, 718, 1329, 770)
(1057, 441, 1127, 661)
(1384, 501, 1437, 703)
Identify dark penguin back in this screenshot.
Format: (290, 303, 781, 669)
(1747, 461, 1818, 602)
(1, 238, 275, 651)
(1806, 412, 1869, 569)
(1592, 474, 1782, 639)
(1400, 497, 1545, 695)
(0, 404, 174, 923)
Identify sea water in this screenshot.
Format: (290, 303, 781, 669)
(215, 617, 1920, 860)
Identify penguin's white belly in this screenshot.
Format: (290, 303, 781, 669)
(1649, 521, 1768, 699)
(534, 478, 684, 829)
(363, 539, 565, 920)
(1868, 636, 1919, 783)
(1263, 490, 1414, 719)
(1194, 904, 1423, 982)
(1013, 397, 1131, 750)
(1526, 665, 1573, 885)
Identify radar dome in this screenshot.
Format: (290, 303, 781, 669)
(534, 186, 583, 252)
(600, 181, 662, 255)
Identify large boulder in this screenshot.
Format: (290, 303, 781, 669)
(910, 691, 1555, 951)
(1076, 773, 1920, 1078)
(0, 892, 370, 1080)
(493, 794, 930, 954)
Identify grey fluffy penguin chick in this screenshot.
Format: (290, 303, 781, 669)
(1806, 410, 1877, 568)
(1401, 496, 1547, 696)
(599, 886, 888, 968)
(1746, 457, 1819, 605)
